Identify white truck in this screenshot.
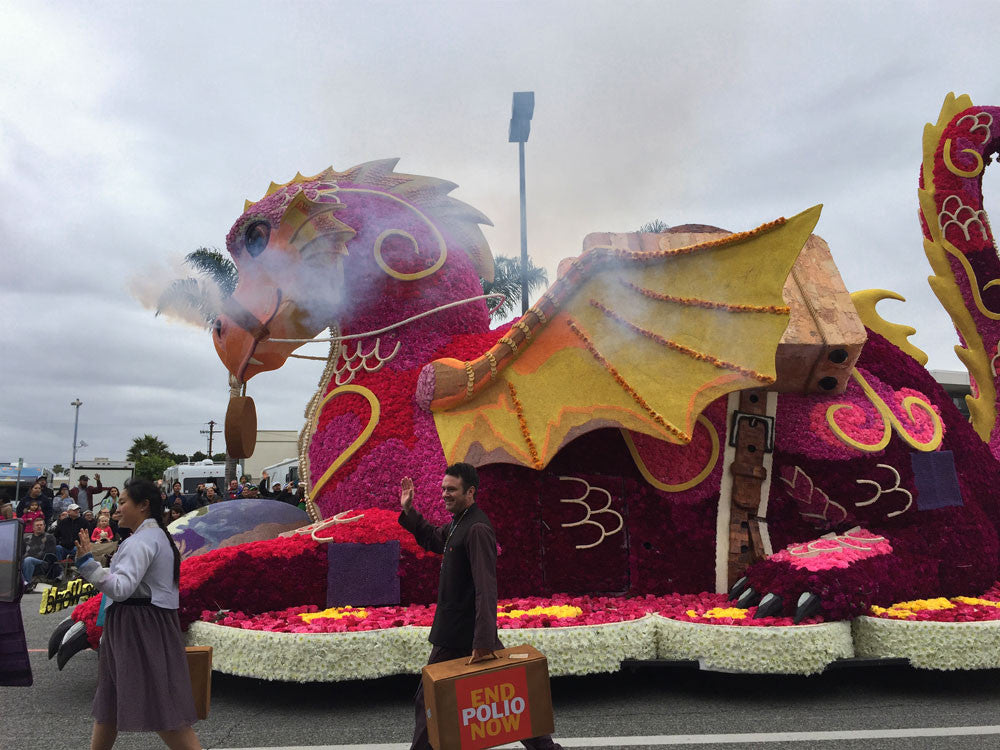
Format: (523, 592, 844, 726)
(162, 459, 238, 494)
(69, 459, 134, 493)
(261, 458, 300, 491)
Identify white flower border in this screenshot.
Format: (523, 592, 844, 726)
(185, 616, 658, 682)
(853, 616, 1000, 670)
(654, 615, 854, 675)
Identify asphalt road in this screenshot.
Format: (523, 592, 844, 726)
(5, 589, 1000, 750)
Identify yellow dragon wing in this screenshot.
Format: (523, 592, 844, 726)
(425, 205, 822, 469)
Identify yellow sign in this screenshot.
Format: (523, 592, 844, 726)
(39, 578, 96, 615)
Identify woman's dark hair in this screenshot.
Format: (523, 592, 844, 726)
(445, 462, 479, 491)
(123, 478, 181, 585)
(102, 486, 120, 500)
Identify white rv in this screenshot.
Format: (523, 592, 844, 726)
(70, 459, 134, 492)
(261, 458, 299, 490)
(162, 460, 238, 493)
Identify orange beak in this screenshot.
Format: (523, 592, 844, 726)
(212, 288, 306, 382)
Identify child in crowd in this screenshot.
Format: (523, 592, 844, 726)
(20, 500, 45, 529)
(91, 514, 115, 543)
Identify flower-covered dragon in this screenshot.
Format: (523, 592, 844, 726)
(55, 93, 1000, 669)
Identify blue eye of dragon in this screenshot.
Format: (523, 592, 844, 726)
(244, 221, 270, 257)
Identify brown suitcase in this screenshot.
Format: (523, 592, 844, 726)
(422, 644, 554, 750)
(186, 646, 212, 720)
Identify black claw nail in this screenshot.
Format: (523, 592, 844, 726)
(728, 576, 750, 601)
(754, 593, 783, 619)
(57, 621, 90, 671)
(736, 586, 761, 609)
(48, 617, 74, 660)
(794, 592, 821, 624)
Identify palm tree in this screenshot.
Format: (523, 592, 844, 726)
(639, 219, 670, 233)
(481, 255, 549, 321)
(156, 248, 238, 326)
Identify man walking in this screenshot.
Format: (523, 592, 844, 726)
(398, 463, 562, 750)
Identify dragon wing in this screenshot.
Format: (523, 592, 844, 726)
(424, 205, 822, 469)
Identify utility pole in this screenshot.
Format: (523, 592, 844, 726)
(200, 420, 221, 456)
(70, 399, 83, 469)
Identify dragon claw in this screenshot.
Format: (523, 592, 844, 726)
(735, 586, 761, 609)
(794, 592, 821, 624)
(56, 621, 90, 670)
(753, 592, 783, 619)
(727, 576, 750, 601)
(48, 616, 74, 660)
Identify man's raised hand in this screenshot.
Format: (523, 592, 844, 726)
(400, 477, 414, 513)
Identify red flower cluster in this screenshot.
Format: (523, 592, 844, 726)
(196, 592, 824, 634)
(308, 508, 429, 557)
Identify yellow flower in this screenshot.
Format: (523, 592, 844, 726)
(300, 605, 369, 623)
(689, 607, 748, 620)
(497, 605, 584, 619)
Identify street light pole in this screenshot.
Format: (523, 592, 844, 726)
(509, 91, 535, 314)
(518, 140, 528, 314)
(71, 398, 83, 469)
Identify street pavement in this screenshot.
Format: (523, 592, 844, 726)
(5, 588, 1000, 749)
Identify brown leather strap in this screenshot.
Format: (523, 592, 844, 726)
(727, 388, 771, 589)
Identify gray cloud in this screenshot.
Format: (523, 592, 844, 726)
(3, 1, 999, 466)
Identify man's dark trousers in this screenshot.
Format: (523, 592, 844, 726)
(411, 644, 561, 750)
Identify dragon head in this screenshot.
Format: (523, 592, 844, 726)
(213, 160, 494, 383)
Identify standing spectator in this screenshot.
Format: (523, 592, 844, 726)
(19, 500, 45, 531)
(70, 474, 103, 512)
(83, 510, 97, 534)
(52, 484, 72, 516)
(167, 482, 186, 510)
(54, 504, 87, 561)
(17, 484, 53, 525)
(258, 472, 295, 504)
(99, 487, 120, 514)
(22, 518, 59, 591)
(204, 486, 220, 504)
(293, 483, 308, 512)
(182, 485, 204, 514)
(74, 479, 201, 748)
(225, 479, 241, 501)
(35, 475, 54, 501)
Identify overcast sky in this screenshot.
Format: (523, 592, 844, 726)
(2, 1, 999, 468)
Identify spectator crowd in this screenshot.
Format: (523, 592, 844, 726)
(1, 471, 308, 593)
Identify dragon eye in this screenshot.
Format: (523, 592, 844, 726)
(244, 221, 270, 257)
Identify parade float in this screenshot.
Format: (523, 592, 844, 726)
(55, 93, 1000, 679)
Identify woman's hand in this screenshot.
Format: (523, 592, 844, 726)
(75, 528, 92, 558)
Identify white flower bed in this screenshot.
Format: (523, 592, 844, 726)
(186, 616, 658, 682)
(654, 615, 854, 675)
(500, 616, 658, 676)
(853, 616, 1000, 670)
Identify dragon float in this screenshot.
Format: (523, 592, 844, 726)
(55, 93, 1000, 678)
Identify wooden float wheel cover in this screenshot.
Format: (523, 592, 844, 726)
(225, 396, 257, 459)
